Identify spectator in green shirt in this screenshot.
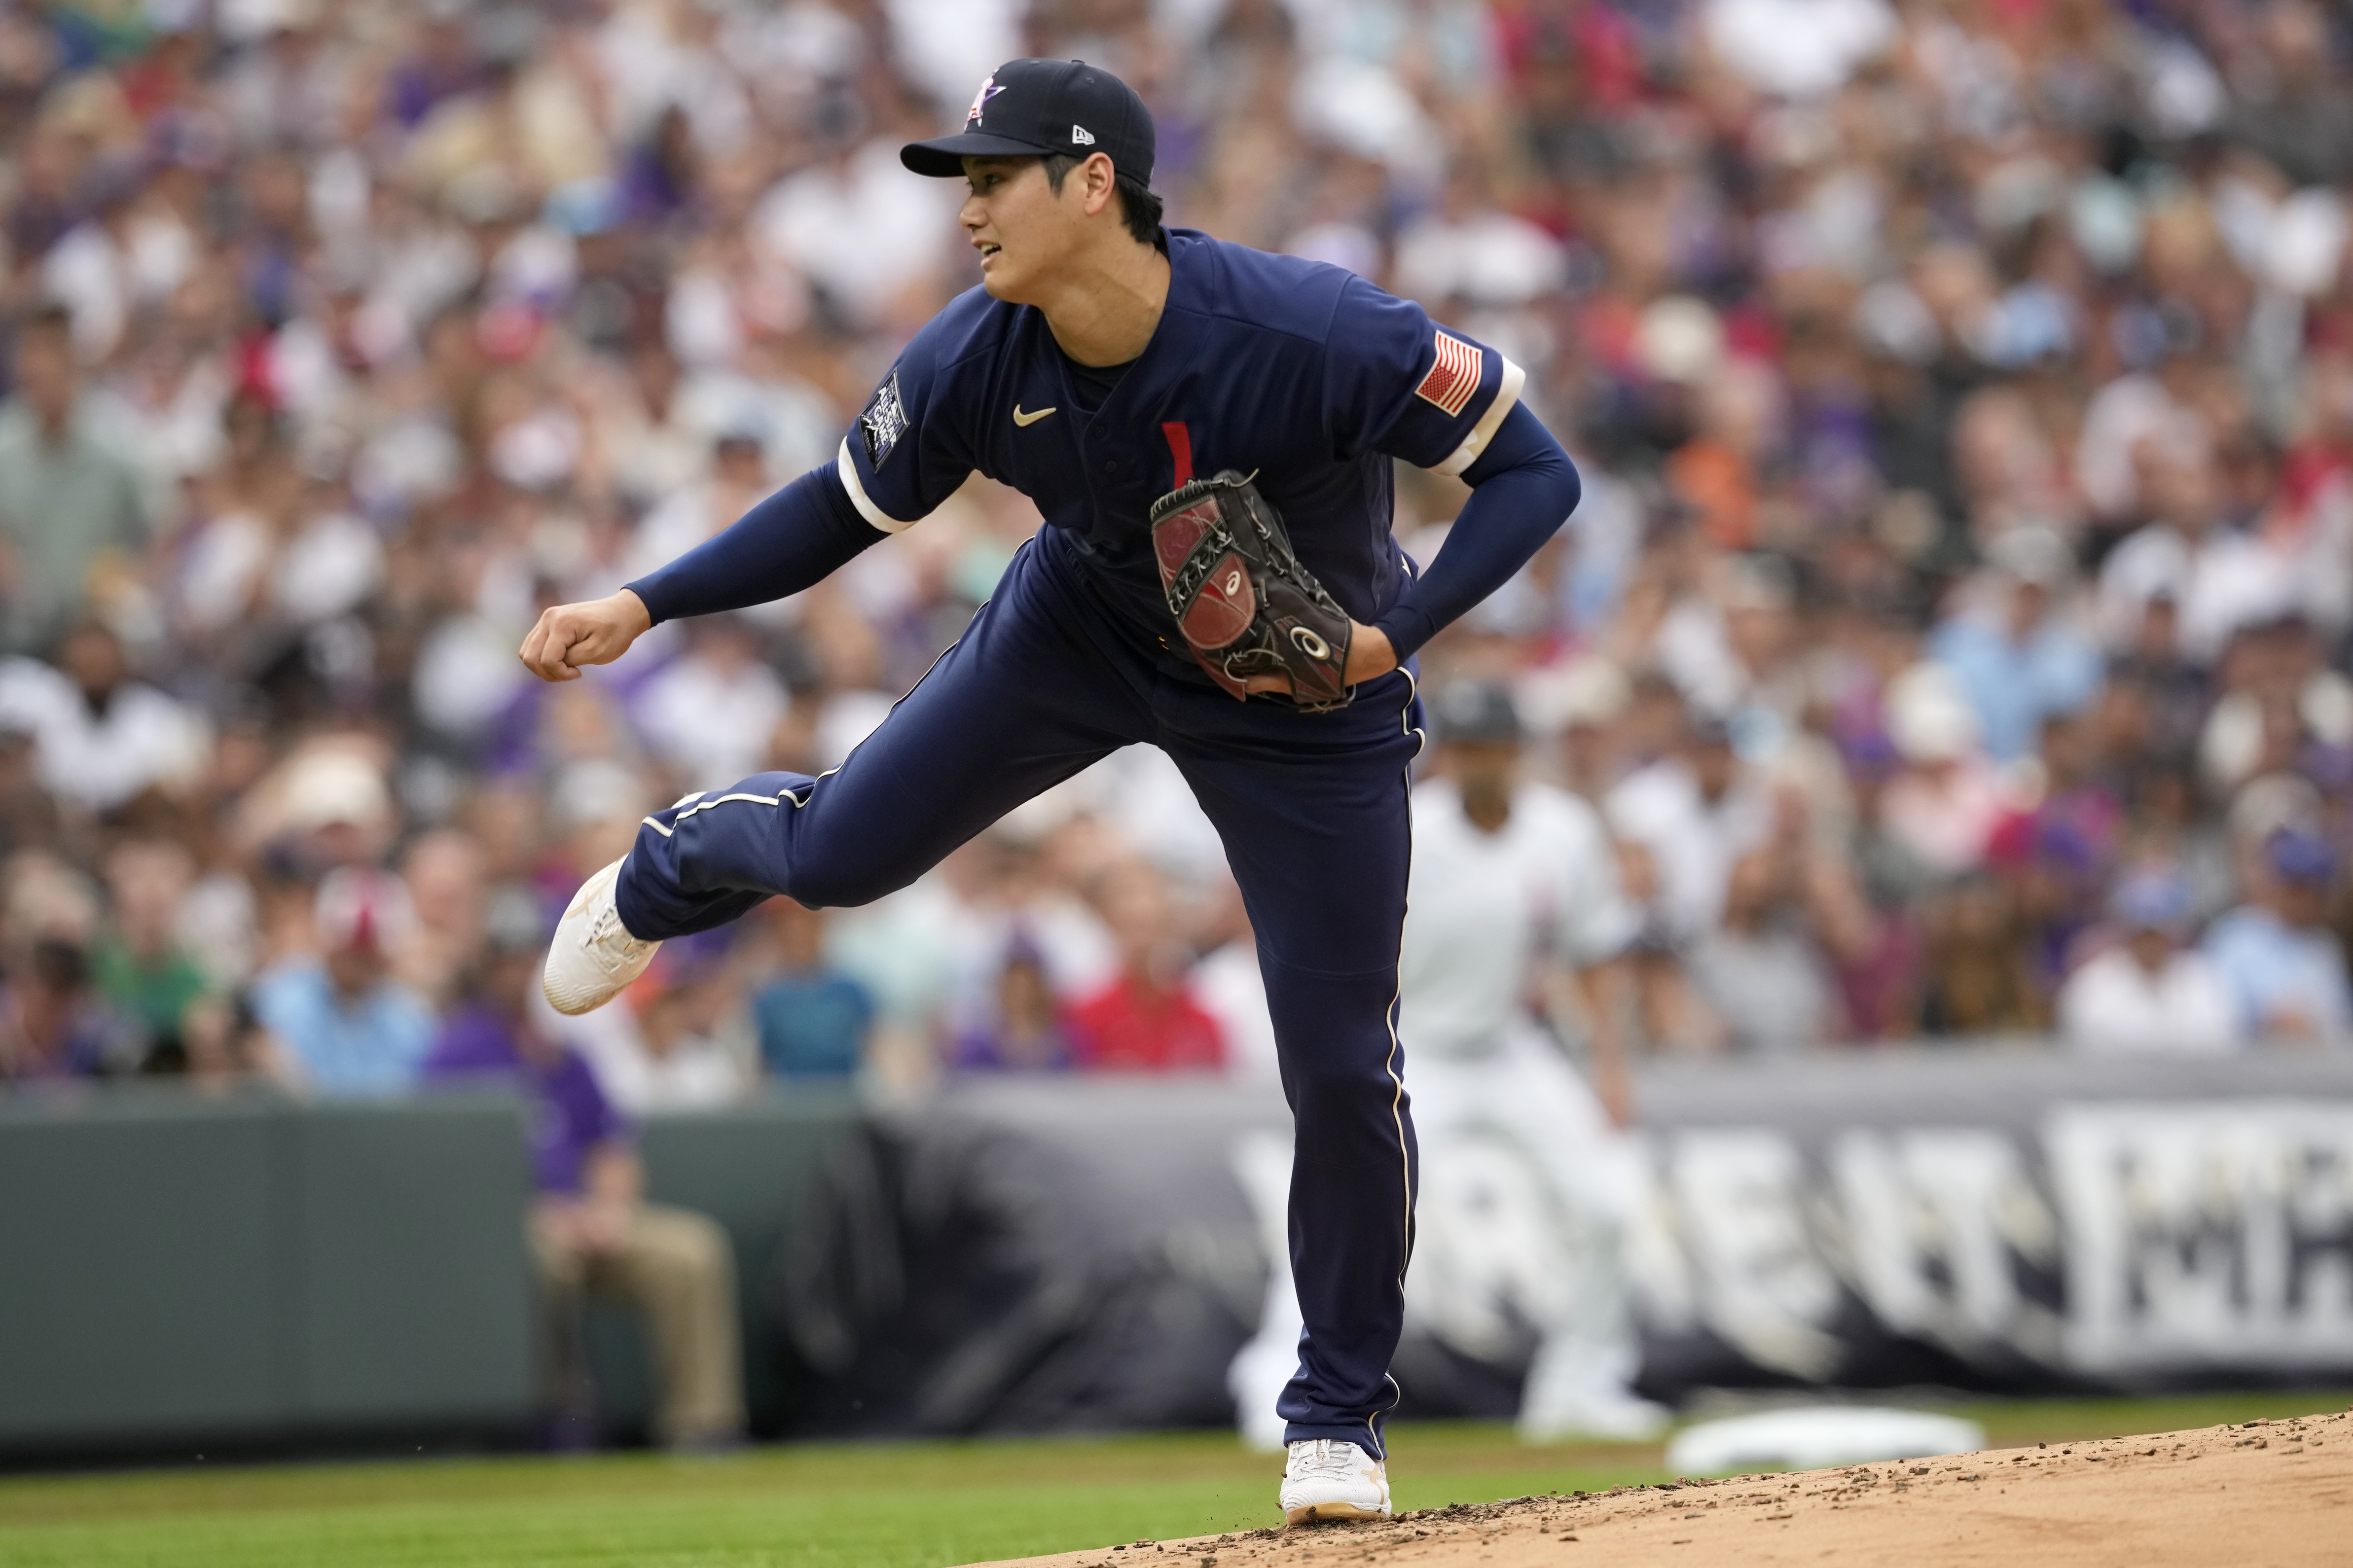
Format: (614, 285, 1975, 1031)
(0, 306, 149, 653)
(92, 836, 209, 1071)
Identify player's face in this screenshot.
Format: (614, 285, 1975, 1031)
(961, 156, 1082, 302)
(1447, 739, 1519, 794)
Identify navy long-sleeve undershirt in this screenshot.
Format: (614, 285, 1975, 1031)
(1368, 400, 1582, 663)
(627, 400, 1580, 657)
(625, 464, 886, 626)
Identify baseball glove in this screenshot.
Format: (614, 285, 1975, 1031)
(1148, 469, 1355, 711)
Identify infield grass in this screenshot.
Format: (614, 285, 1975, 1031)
(0, 1390, 2344, 1568)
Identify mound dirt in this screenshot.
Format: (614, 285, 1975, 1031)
(961, 1409, 2352, 1568)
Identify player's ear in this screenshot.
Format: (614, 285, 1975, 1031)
(1082, 151, 1118, 217)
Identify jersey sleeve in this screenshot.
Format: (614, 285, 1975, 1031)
(833, 312, 980, 532)
(1319, 275, 1527, 477)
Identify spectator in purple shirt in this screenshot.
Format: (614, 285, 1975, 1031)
(421, 888, 744, 1451)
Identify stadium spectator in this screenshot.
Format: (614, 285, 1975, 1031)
(2059, 869, 2242, 1056)
(0, 621, 208, 812)
(0, 936, 133, 1082)
(629, 615, 790, 787)
(92, 837, 208, 1069)
(0, 0, 2339, 1087)
(749, 898, 872, 1082)
(2099, 435, 2297, 668)
(1605, 713, 1771, 945)
(396, 827, 489, 1009)
(2203, 829, 2353, 1043)
(1686, 845, 1839, 1055)
(248, 867, 435, 1096)
(1928, 529, 2102, 764)
(576, 947, 751, 1113)
(946, 940, 1078, 1073)
(1919, 874, 2050, 1038)
(0, 305, 150, 653)
(1877, 663, 2009, 881)
(1067, 860, 1226, 1073)
(421, 888, 745, 1451)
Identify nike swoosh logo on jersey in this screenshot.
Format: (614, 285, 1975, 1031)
(1013, 404, 1057, 427)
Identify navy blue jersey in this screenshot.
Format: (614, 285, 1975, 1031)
(835, 229, 1525, 660)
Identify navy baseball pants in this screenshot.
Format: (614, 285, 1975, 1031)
(614, 534, 1423, 1455)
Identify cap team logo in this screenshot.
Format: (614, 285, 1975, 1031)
(967, 74, 1006, 124)
(1413, 330, 1483, 418)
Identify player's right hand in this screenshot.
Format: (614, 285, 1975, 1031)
(518, 589, 653, 682)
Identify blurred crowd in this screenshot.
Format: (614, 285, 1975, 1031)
(1, 0, 2352, 1116)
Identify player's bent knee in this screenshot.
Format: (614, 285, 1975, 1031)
(776, 858, 900, 911)
(774, 831, 929, 910)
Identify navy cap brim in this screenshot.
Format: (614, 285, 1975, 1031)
(901, 133, 1057, 177)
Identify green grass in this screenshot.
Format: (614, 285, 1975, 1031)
(0, 1392, 2344, 1568)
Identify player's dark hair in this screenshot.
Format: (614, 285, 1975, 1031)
(1039, 153, 1166, 253)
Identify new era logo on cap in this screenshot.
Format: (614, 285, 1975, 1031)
(1072, 124, 1095, 144)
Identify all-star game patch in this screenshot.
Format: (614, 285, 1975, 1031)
(860, 370, 908, 471)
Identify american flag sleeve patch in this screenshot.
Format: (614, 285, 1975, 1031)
(1412, 330, 1483, 418)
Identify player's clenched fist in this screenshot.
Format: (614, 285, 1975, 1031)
(518, 590, 653, 682)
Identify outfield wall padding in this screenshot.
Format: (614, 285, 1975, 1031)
(7, 1055, 2348, 1457)
(0, 1091, 537, 1452)
(0, 1089, 861, 1458)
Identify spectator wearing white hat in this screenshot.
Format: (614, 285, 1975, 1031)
(1875, 662, 2011, 879)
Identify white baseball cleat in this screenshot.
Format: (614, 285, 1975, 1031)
(542, 856, 661, 1015)
(1279, 1438, 1392, 1525)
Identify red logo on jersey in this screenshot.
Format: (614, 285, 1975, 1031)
(1413, 331, 1482, 418)
(1162, 421, 1194, 487)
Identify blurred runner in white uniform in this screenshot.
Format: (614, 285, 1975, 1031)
(1396, 680, 1664, 1442)
(1232, 680, 1666, 1446)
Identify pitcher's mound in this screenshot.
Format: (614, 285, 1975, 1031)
(962, 1409, 2351, 1568)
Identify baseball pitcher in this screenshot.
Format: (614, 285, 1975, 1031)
(519, 59, 1582, 1523)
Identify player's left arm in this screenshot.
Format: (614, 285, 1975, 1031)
(1320, 278, 1581, 677)
(1363, 403, 1579, 670)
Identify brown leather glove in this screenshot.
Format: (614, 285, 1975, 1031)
(1148, 470, 1355, 711)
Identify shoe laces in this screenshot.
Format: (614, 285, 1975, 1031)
(1290, 1439, 1366, 1480)
(585, 901, 648, 966)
